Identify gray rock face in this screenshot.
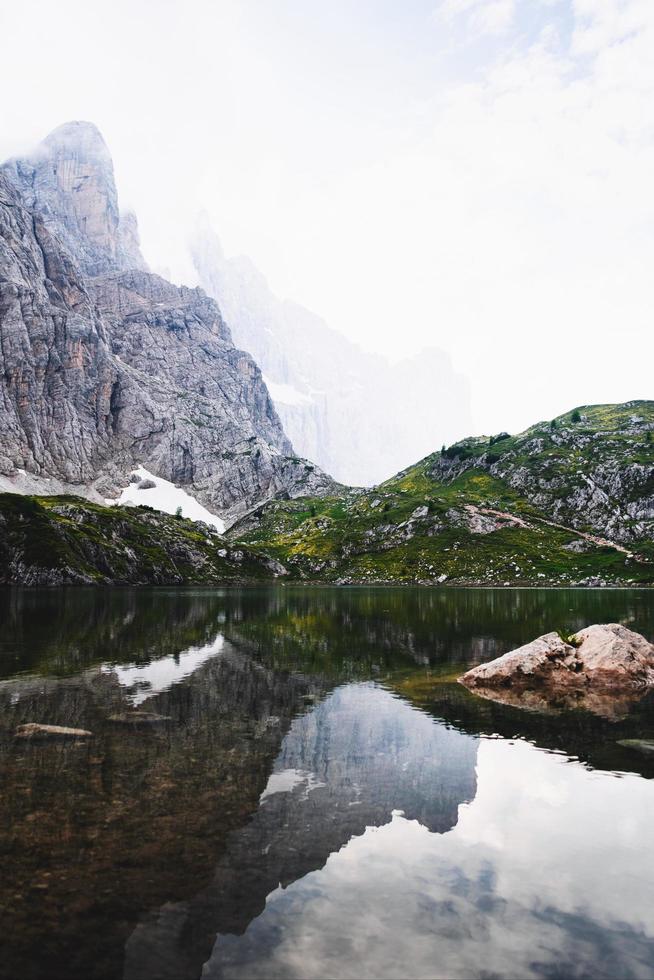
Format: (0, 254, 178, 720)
(0, 123, 336, 522)
(2, 121, 147, 277)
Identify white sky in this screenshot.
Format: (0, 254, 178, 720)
(1, 0, 652, 434)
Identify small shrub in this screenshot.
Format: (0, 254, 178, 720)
(443, 445, 473, 461)
(175, 505, 183, 519)
(571, 409, 582, 423)
(489, 431, 511, 446)
(556, 627, 581, 647)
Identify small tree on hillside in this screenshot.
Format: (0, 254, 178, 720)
(571, 409, 581, 423)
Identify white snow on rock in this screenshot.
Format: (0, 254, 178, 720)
(263, 375, 314, 407)
(110, 466, 225, 533)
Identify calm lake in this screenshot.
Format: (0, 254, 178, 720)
(1, 587, 653, 980)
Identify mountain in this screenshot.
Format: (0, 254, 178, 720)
(2, 397, 652, 587)
(0, 122, 335, 524)
(190, 216, 472, 487)
(228, 401, 654, 587)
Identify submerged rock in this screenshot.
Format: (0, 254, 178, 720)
(108, 711, 171, 726)
(460, 623, 654, 707)
(15, 723, 92, 739)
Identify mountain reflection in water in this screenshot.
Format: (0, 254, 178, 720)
(124, 683, 478, 980)
(204, 740, 654, 980)
(0, 587, 652, 980)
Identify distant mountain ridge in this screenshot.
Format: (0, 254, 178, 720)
(0, 122, 336, 522)
(191, 216, 472, 486)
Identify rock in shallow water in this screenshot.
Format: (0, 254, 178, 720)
(15, 723, 92, 739)
(460, 623, 654, 696)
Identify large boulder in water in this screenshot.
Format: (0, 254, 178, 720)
(460, 624, 654, 697)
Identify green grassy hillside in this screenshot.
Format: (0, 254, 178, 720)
(228, 401, 654, 586)
(2, 402, 652, 587)
(0, 494, 282, 586)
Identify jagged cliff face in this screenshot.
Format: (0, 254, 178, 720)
(0, 169, 117, 484)
(191, 217, 473, 487)
(0, 123, 335, 521)
(2, 121, 147, 277)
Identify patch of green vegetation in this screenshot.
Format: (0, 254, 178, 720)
(0, 493, 275, 586)
(229, 400, 654, 587)
(3, 400, 653, 589)
(556, 628, 582, 646)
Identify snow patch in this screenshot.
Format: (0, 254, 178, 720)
(263, 375, 314, 407)
(109, 466, 225, 533)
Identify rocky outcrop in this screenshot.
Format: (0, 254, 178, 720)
(431, 404, 654, 548)
(460, 624, 654, 716)
(0, 123, 336, 525)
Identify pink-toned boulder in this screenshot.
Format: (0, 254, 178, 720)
(460, 624, 654, 695)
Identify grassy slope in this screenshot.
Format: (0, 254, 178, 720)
(229, 401, 654, 586)
(433, 400, 654, 543)
(0, 494, 276, 585)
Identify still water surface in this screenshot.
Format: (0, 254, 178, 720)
(0, 587, 653, 980)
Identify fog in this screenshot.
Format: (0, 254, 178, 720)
(1, 0, 652, 435)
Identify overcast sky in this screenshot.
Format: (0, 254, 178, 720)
(1, 0, 652, 435)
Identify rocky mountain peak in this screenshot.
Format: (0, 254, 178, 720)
(0, 121, 337, 523)
(1, 120, 147, 277)
(41, 119, 111, 161)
